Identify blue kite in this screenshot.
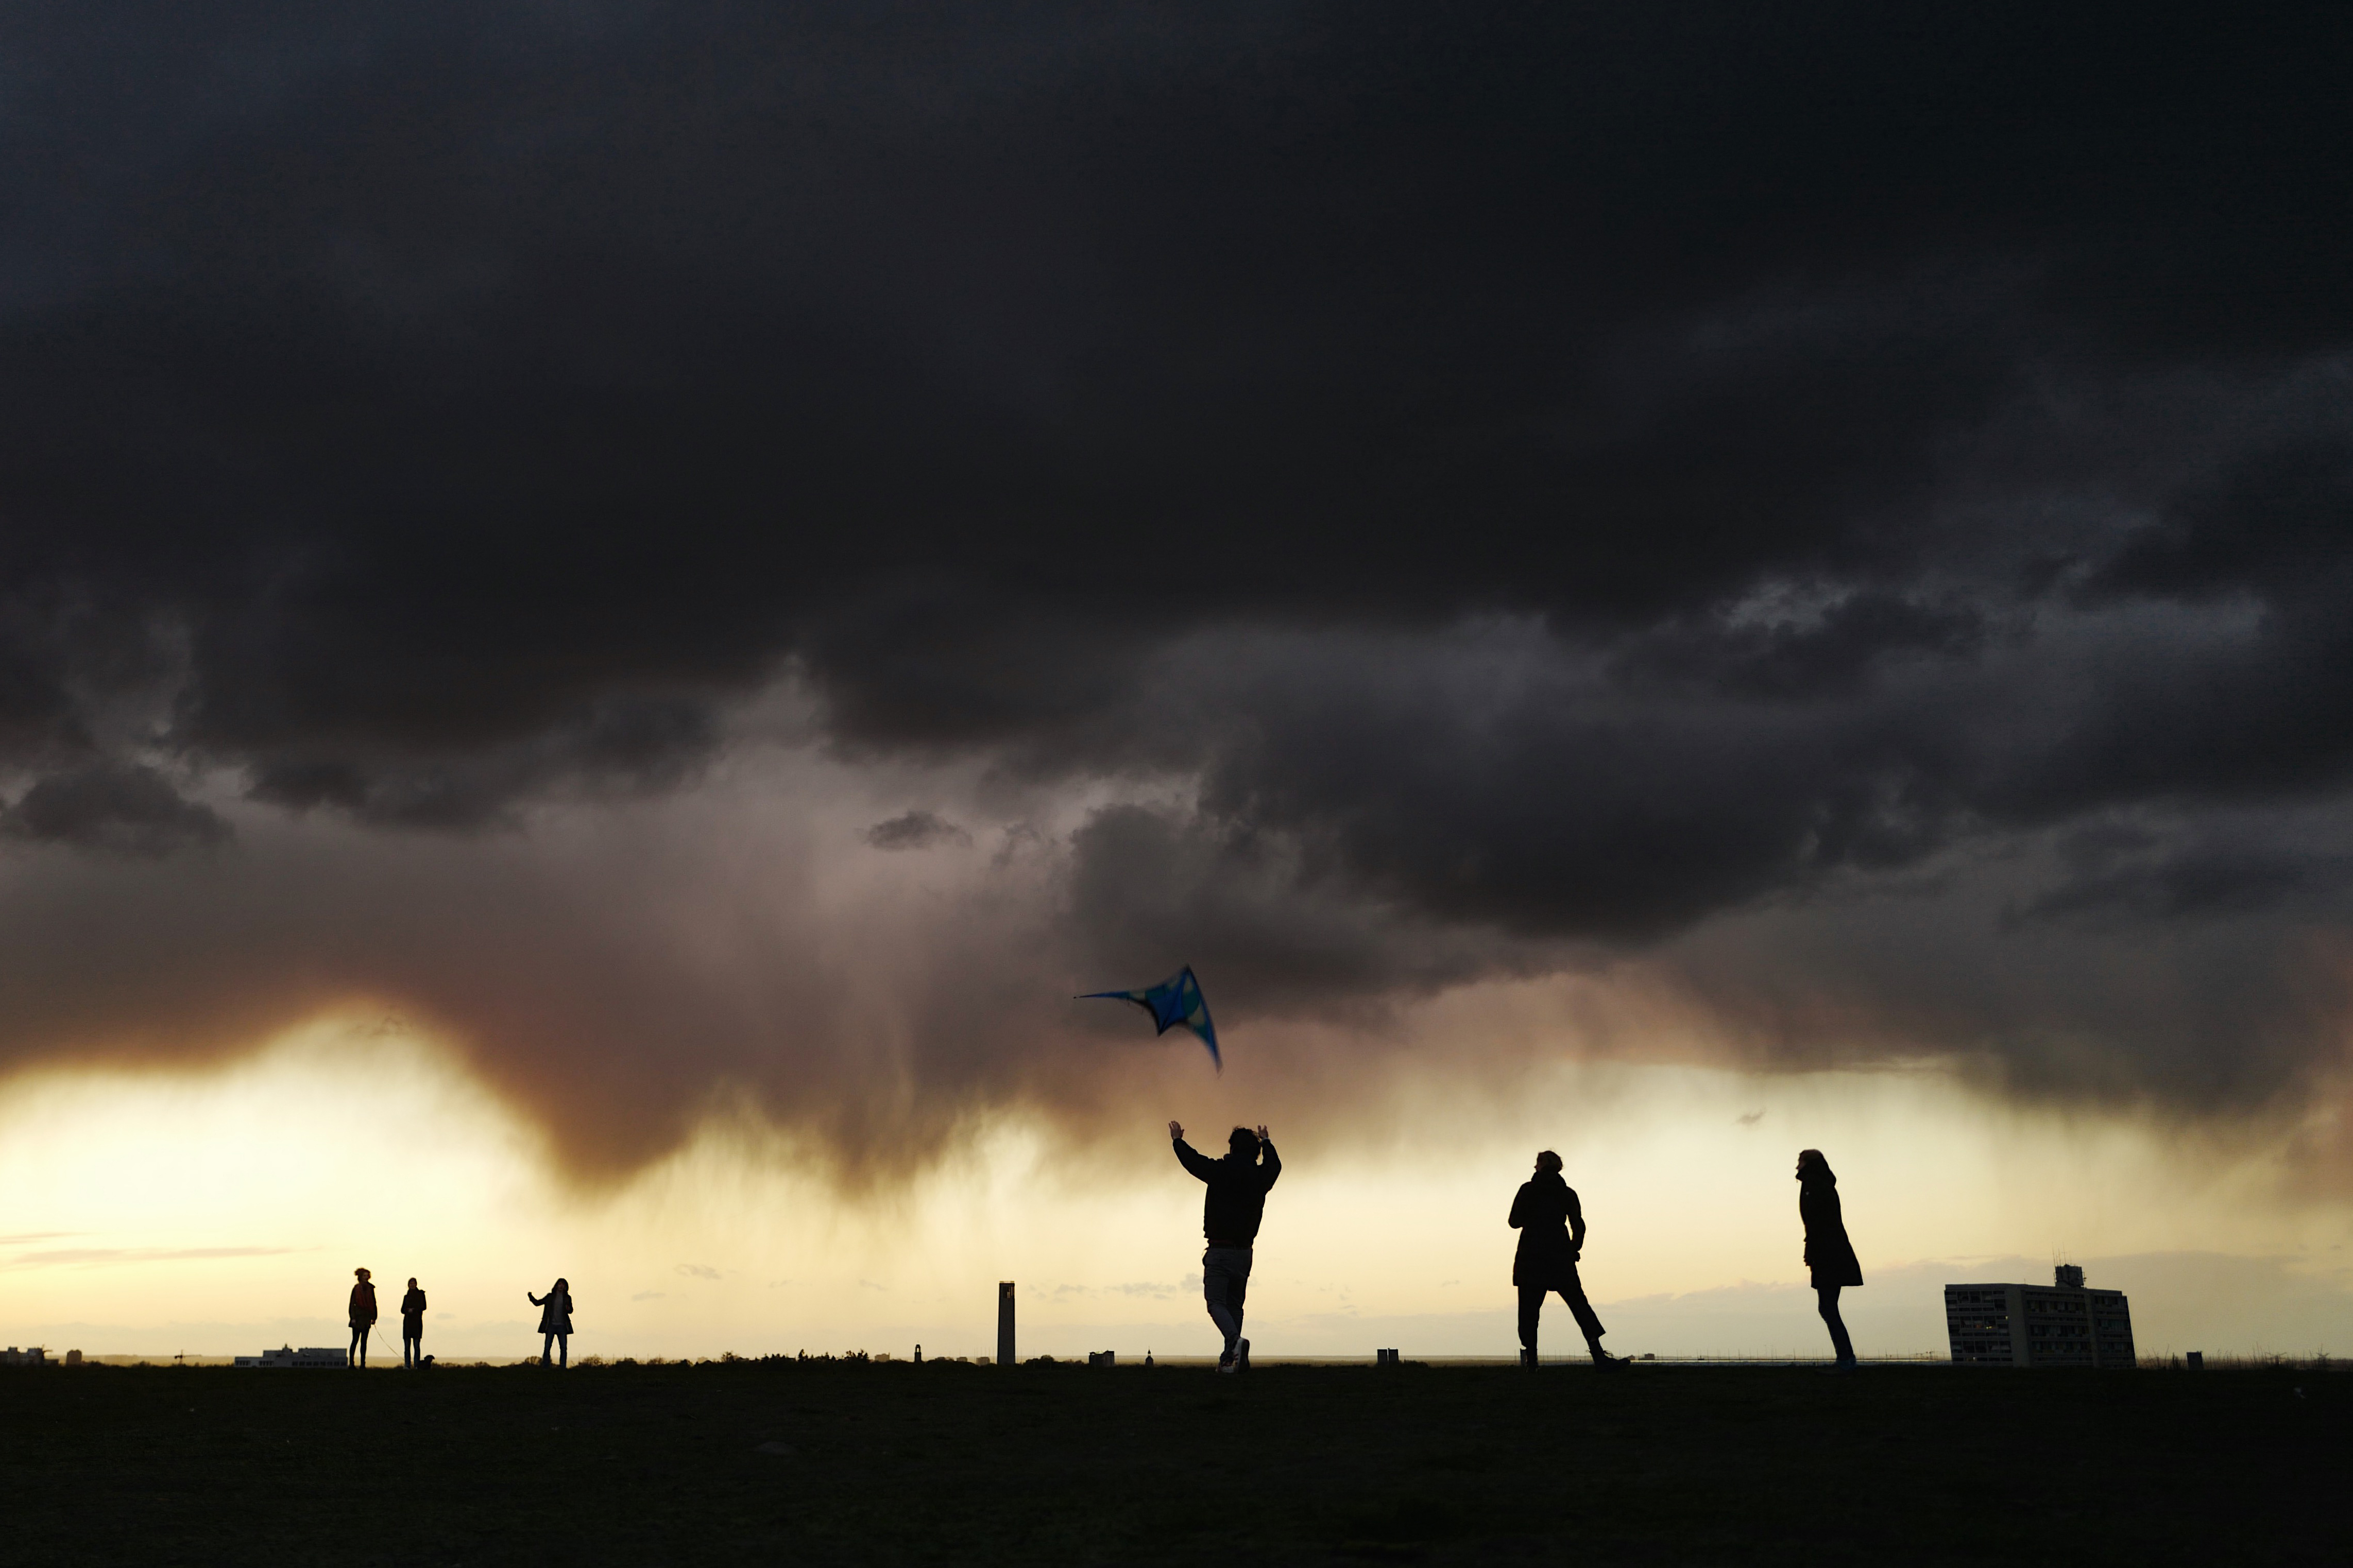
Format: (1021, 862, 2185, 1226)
(1080, 966, 1220, 1071)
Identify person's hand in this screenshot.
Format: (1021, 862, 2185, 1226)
(1255, 1124, 1270, 1142)
(1168, 1120, 1184, 1141)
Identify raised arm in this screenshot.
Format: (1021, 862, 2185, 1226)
(1257, 1127, 1280, 1189)
(1171, 1133, 1218, 1183)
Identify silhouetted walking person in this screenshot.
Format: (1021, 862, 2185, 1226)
(1797, 1149, 1862, 1370)
(400, 1278, 428, 1369)
(1509, 1151, 1623, 1368)
(529, 1278, 573, 1368)
(348, 1268, 378, 1369)
(1169, 1121, 1280, 1373)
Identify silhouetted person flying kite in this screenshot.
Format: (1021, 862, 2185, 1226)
(347, 1267, 378, 1369)
(1169, 1121, 1279, 1372)
(529, 1278, 574, 1369)
(1509, 1151, 1625, 1369)
(1797, 1148, 1862, 1370)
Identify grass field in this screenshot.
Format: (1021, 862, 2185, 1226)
(2, 1358, 2345, 1565)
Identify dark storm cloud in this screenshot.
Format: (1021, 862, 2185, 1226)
(3, 761, 230, 857)
(864, 810, 969, 851)
(3, 2, 2352, 1153)
(2008, 815, 2353, 927)
(243, 692, 719, 828)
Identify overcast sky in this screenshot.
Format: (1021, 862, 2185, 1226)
(3, 4, 2351, 1203)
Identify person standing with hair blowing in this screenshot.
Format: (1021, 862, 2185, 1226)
(1509, 1151, 1625, 1369)
(1169, 1121, 1280, 1373)
(1796, 1149, 1862, 1371)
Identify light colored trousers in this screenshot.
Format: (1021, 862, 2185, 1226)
(1202, 1246, 1253, 1351)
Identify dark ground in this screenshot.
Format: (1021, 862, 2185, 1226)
(1, 1359, 2345, 1566)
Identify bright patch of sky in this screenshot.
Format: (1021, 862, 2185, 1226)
(0, 1018, 2344, 1362)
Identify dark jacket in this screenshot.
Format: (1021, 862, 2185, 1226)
(401, 1288, 427, 1327)
(1173, 1138, 1281, 1245)
(530, 1287, 573, 1335)
(1800, 1174, 1864, 1288)
(348, 1281, 377, 1328)
(1508, 1171, 1585, 1288)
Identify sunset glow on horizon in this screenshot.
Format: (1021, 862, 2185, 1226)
(6, 1011, 2344, 1365)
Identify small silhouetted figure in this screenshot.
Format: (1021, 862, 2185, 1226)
(529, 1278, 574, 1369)
(1797, 1149, 1862, 1369)
(1169, 1120, 1281, 1373)
(1509, 1152, 1623, 1368)
(400, 1278, 428, 1369)
(348, 1268, 378, 1369)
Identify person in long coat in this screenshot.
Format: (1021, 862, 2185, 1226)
(1797, 1148, 1862, 1369)
(347, 1268, 378, 1369)
(400, 1278, 428, 1369)
(1508, 1151, 1624, 1368)
(528, 1278, 574, 1369)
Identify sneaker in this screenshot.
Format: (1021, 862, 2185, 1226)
(1591, 1349, 1629, 1370)
(1237, 1339, 1251, 1373)
(1216, 1353, 1238, 1374)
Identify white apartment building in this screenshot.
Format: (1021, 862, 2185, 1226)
(1946, 1264, 2135, 1367)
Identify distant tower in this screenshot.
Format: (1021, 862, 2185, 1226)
(997, 1281, 1016, 1367)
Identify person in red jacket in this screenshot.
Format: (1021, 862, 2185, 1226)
(347, 1268, 378, 1369)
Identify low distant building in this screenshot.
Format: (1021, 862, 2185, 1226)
(0, 1347, 48, 1366)
(233, 1346, 349, 1369)
(1946, 1265, 2135, 1367)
